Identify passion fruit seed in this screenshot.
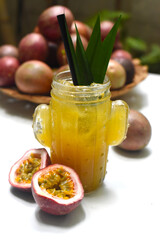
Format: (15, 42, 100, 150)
(9, 148, 51, 192)
(32, 164, 84, 215)
(38, 167, 75, 199)
(15, 154, 41, 184)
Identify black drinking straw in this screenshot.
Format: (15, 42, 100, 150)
(57, 14, 78, 85)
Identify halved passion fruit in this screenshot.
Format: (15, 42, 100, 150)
(31, 164, 84, 215)
(9, 148, 51, 192)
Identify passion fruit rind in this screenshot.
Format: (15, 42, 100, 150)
(9, 148, 51, 192)
(31, 164, 84, 215)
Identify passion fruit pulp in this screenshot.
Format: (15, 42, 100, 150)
(31, 164, 84, 215)
(9, 148, 51, 192)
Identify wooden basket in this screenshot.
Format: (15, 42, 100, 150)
(0, 59, 148, 104)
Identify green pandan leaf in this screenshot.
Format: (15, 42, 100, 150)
(57, 14, 79, 85)
(75, 26, 94, 85)
(86, 16, 101, 67)
(99, 15, 122, 83)
(57, 14, 121, 86)
(86, 15, 121, 83)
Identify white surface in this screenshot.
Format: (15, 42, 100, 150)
(1, 73, 160, 240)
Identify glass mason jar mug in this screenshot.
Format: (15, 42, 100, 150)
(33, 70, 129, 193)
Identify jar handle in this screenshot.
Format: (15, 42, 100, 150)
(32, 104, 51, 148)
(106, 100, 129, 146)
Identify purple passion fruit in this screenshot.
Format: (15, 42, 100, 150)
(9, 148, 51, 192)
(106, 59, 126, 90)
(15, 60, 53, 95)
(100, 20, 120, 43)
(70, 20, 92, 41)
(18, 33, 48, 63)
(31, 164, 84, 215)
(46, 41, 59, 68)
(112, 57, 135, 84)
(38, 5, 74, 41)
(0, 56, 20, 87)
(111, 49, 132, 60)
(118, 109, 152, 151)
(56, 64, 70, 74)
(0, 44, 19, 59)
